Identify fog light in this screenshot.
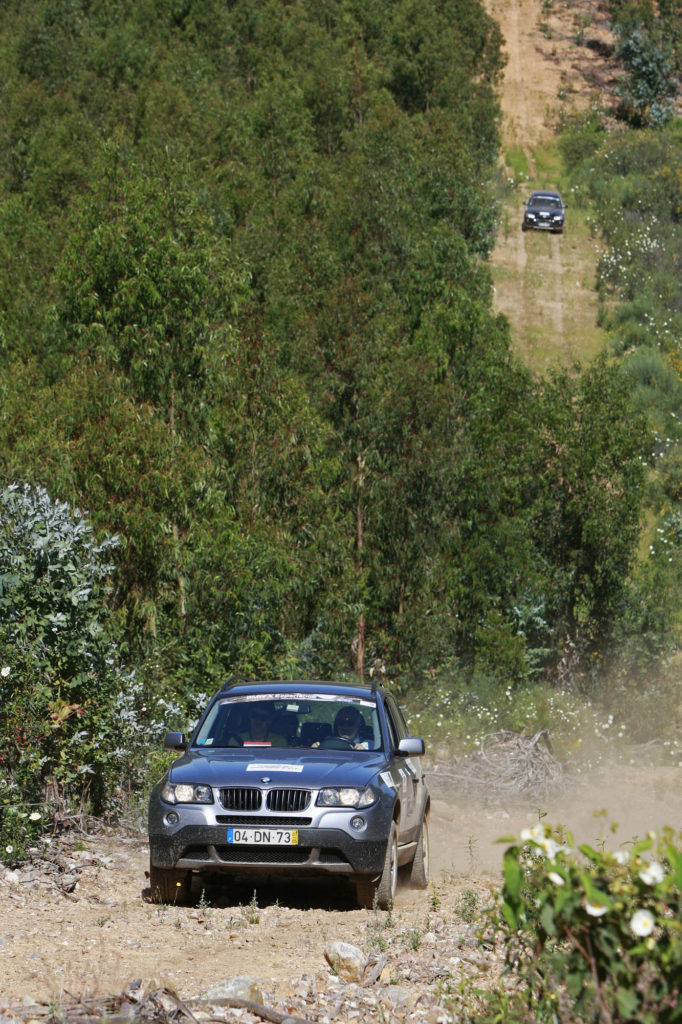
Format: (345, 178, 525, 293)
(350, 815, 366, 831)
(165, 811, 179, 826)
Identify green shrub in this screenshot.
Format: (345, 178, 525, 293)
(494, 822, 682, 1022)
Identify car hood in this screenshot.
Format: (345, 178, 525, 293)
(167, 748, 386, 789)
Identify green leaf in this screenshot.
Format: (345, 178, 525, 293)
(540, 900, 556, 937)
(615, 987, 639, 1017)
(666, 844, 682, 891)
(503, 848, 523, 903)
(501, 901, 518, 931)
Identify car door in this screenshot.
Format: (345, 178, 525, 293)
(383, 695, 421, 841)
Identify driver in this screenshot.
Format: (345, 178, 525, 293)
(333, 706, 372, 749)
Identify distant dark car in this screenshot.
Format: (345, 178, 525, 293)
(148, 678, 430, 909)
(522, 190, 566, 233)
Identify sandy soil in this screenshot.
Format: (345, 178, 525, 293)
(1, 760, 680, 1012)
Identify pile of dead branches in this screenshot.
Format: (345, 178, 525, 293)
(430, 730, 565, 802)
(0, 986, 314, 1024)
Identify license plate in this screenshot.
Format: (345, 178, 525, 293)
(227, 827, 298, 845)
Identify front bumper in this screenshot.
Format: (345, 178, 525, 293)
(524, 216, 564, 231)
(149, 824, 387, 875)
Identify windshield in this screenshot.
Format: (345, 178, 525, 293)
(193, 693, 383, 751)
(530, 195, 561, 209)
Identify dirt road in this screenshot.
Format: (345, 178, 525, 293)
(486, 0, 616, 367)
(2, 759, 680, 1019)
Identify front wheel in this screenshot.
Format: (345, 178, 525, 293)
(355, 821, 398, 910)
(407, 816, 429, 889)
(149, 863, 192, 904)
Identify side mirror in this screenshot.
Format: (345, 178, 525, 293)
(398, 736, 425, 757)
(164, 731, 187, 751)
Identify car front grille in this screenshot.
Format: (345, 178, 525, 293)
(266, 789, 311, 813)
(216, 815, 313, 826)
(218, 787, 312, 813)
(219, 787, 262, 811)
(214, 845, 311, 864)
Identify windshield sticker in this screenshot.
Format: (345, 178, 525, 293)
(246, 763, 304, 773)
(218, 694, 376, 708)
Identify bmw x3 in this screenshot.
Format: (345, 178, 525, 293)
(522, 190, 566, 233)
(148, 679, 430, 909)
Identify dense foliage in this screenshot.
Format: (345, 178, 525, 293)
(490, 823, 682, 1023)
(558, 118, 682, 723)
(0, 0, 661, 819)
(607, 0, 681, 124)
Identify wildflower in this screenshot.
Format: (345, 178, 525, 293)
(630, 910, 655, 937)
(541, 837, 564, 859)
(639, 862, 665, 886)
(613, 849, 630, 865)
(5, 845, 13, 854)
(520, 824, 545, 843)
(29, 812, 41, 822)
(548, 871, 565, 886)
(585, 900, 609, 917)
(0, 666, 10, 677)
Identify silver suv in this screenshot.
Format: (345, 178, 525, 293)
(148, 679, 430, 909)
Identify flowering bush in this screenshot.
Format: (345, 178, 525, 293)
(496, 822, 682, 1022)
(0, 791, 47, 867)
(0, 484, 167, 839)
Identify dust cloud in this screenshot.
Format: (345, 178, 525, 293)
(429, 760, 682, 880)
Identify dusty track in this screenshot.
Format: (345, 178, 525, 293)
(2, 760, 681, 1013)
(486, 0, 616, 367)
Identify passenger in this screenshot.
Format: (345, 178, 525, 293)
(238, 704, 287, 746)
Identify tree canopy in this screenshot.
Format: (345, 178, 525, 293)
(0, 0, 654, 812)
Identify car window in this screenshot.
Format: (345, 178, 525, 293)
(193, 694, 383, 751)
(383, 694, 409, 751)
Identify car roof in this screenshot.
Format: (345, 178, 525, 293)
(529, 190, 562, 200)
(216, 678, 383, 701)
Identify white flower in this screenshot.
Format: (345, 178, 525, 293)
(0, 666, 10, 677)
(548, 871, 565, 886)
(630, 910, 655, 937)
(541, 838, 562, 859)
(639, 862, 665, 886)
(29, 812, 41, 822)
(520, 824, 545, 843)
(5, 845, 13, 854)
(613, 849, 630, 865)
(585, 900, 609, 917)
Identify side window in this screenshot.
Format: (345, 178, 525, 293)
(384, 696, 407, 750)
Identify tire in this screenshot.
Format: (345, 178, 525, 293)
(355, 821, 398, 910)
(407, 816, 429, 889)
(149, 863, 192, 904)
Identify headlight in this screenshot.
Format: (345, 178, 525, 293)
(161, 782, 213, 804)
(316, 786, 376, 808)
